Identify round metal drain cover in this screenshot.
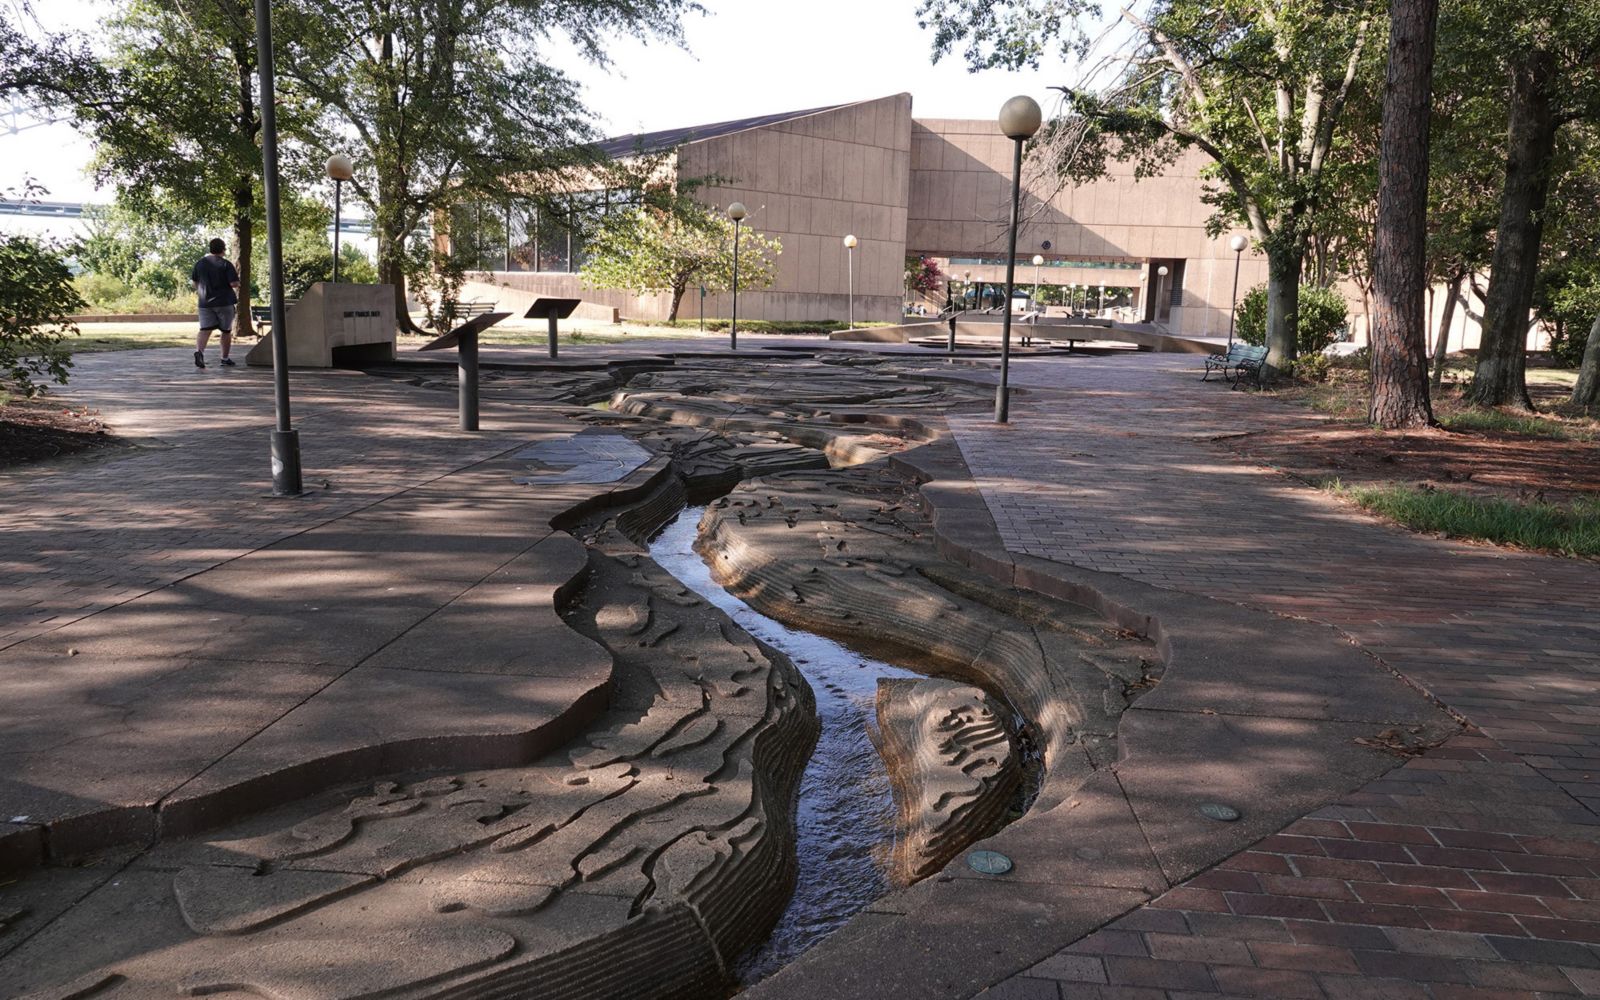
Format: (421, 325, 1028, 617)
(1199, 802, 1241, 822)
(967, 850, 1014, 875)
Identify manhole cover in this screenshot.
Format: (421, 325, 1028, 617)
(1199, 802, 1241, 822)
(967, 850, 1013, 875)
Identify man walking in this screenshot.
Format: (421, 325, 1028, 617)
(191, 238, 241, 368)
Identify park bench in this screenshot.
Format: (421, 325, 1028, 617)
(249, 300, 298, 339)
(1203, 343, 1268, 390)
(433, 300, 496, 330)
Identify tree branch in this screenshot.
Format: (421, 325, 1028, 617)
(1119, 5, 1208, 109)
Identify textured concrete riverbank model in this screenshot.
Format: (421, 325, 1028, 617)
(875, 678, 1022, 884)
(7, 344, 1583, 1000)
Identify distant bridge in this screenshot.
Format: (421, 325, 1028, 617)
(0, 198, 374, 234)
(2, 101, 68, 136)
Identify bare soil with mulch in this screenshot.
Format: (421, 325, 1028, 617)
(0, 398, 127, 469)
(1222, 367, 1600, 504)
(1220, 423, 1600, 504)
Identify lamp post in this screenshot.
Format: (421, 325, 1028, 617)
(1099, 283, 1105, 316)
(1227, 234, 1248, 350)
(963, 270, 972, 310)
(844, 234, 858, 330)
(728, 202, 746, 350)
(254, 0, 301, 496)
(1031, 253, 1043, 312)
(995, 94, 1041, 424)
(325, 153, 353, 284)
(1156, 265, 1169, 322)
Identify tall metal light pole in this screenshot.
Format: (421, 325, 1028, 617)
(844, 234, 858, 329)
(994, 95, 1042, 424)
(326, 153, 353, 284)
(1099, 283, 1106, 316)
(1227, 234, 1248, 350)
(255, 0, 301, 496)
(1156, 265, 1170, 324)
(963, 270, 971, 310)
(728, 202, 746, 350)
(1031, 253, 1043, 311)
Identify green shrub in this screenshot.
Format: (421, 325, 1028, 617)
(1549, 320, 1591, 369)
(73, 272, 133, 309)
(256, 230, 380, 300)
(72, 273, 192, 315)
(1236, 285, 1268, 346)
(1331, 345, 1370, 370)
(1284, 353, 1332, 382)
(1236, 283, 1349, 357)
(1, 231, 82, 396)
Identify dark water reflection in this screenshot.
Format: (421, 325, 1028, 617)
(648, 508, 918, 985)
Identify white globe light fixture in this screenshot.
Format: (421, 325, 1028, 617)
(1031, 254, 1044, 310)
(994, 95, 1042, 424)
(727, 203, 747, 349)
(325, 154, 354, 283)
(325, 155, 353, 282)
(844, 234, 858, 330)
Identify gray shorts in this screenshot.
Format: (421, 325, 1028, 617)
(198, 304, 236, 332)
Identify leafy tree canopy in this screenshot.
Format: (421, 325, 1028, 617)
(580, 187, 780, 321)
(919, 0, 1382, 370)
(268, 0, 702, 330)
(905, 255, 946, 295)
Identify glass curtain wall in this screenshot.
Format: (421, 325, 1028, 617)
(453, 189, 640, 274)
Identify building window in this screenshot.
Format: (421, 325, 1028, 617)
(456, 189, 637, 274)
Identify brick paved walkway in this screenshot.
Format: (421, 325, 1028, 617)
(950, 353, 1600, 999)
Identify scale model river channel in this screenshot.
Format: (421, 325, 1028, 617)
(0, 360, 1178, 1000)
(649, 507, 920, 984)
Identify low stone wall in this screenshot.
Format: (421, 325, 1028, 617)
(460, 276, 625, 324)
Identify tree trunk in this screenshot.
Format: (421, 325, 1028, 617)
(1572, 314, 1600, 409)
(232, 180, 253, 339)
(1368, 0, 1438, 429)
(230, 40, 256, 339)
(380, 251, 422, 334)
(1432, 270, 1464, 388)
(376, 203, 425, 335)
(1264, 239, 1302, 375)
(668, 282, 685, 322)
(1469, 48, 1556, 409)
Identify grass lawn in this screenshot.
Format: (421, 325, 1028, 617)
(1338, 482, 1600, 558)
(70, 323, 197, 353)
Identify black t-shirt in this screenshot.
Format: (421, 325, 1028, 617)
(191, 255, 240, 307)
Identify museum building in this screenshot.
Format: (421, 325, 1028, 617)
(458, 93, 1278, 338)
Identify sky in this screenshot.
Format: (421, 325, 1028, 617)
(1, 0, 1084, 214)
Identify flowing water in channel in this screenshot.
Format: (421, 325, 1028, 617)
(648, 507, 920, 985)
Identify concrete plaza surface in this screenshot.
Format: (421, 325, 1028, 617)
(1, 342, 1597, 1000)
